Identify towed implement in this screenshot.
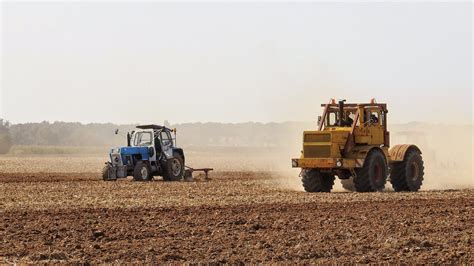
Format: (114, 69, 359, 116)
(292, 99, 424, 193)
(103, 125, 212, 181)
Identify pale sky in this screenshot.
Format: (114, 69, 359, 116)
(1, 1, 472, 124)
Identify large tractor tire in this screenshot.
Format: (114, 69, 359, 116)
(340, 177, 356, 192)
(163, 152, 185, 181)
(354, 149, 388, 192)
(301, 169, 335, 192)
(102, 164, 117, 181)
(102, 164, 111, 181)
(390, 149, 424, 192)
(133, 161, 152, 181)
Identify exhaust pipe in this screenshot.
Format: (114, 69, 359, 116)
(338, 100, 346, 127)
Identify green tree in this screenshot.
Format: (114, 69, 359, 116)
(0, 119, 12, 154)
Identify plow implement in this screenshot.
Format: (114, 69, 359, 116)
(184, 166, 214, 180)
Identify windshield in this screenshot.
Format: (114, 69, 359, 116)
(325, 110, 356, 127)
(133, 131, 152, 146)
(160, 131, 172, 146)
(326, 111, 339, 127)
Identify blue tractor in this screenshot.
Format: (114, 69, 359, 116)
(102, 125, 186, 181)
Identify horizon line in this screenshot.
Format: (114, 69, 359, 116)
(3, 119, 473, 127)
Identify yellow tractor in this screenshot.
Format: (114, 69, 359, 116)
(291, 99, 424, 193)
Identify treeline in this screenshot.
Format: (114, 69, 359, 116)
(0, 119, 13, 153)
(9, 122, 136, 147)
(0, 120, 314, 153)
(1, 120, 471, 169)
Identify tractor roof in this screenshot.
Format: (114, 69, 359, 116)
(320, 103, 386, 108)
(136, 124, 166, 130)
(320, 99, 387, 109)
(321, 103, 387, 111)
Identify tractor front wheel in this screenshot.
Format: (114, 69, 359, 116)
(301, 169, 335, 192)
(354, 150, 388, 192)
(102, 164, 115, 181)
(133, 161, 152, 181)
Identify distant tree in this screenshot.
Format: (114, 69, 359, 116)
(0, 119, 12, 154)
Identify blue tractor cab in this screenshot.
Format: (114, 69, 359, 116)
(103, 125, 185, 181)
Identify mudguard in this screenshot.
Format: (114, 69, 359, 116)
(173, 148, 185, 163)
(389, 144, 421, 162)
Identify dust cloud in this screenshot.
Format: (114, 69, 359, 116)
(390, 124, 473, 190)
(2, 121, 471, 192)
(266, 123, 473, 192)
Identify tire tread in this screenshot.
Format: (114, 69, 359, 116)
(390, 149, 424, 192)
(302, 170, 335, 192)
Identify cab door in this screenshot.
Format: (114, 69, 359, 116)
(140, 130, 157, 162)
(160, 131, 174, 159)
(366, 109, 385, 145)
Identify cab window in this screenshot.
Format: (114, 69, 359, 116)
(133, 132, 152, 146)
(326, 112, 339, 127)
(346, 111, 356, 127)
(366, 110, 381, 126)
(160, 131, 172, 146)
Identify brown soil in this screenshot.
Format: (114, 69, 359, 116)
(1, 171, 473, 263)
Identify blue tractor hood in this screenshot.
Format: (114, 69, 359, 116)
(110, 146, 151, 164)
(120, 146, 149, 155)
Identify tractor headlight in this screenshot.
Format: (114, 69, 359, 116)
(292, 159, 298, 167)
(336, 160, 343, 167)
(111, 154, 122, 166)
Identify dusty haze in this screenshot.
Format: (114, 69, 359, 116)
(219, 122, 474, 191)
(1, 121, 471, 190)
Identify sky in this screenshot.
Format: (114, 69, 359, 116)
(1, 1, 472, 125)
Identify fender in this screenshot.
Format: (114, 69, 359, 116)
(172, 148, 185, 163)
(345, 145, 388, 168)
(389, 144, 421, 162)
(346, 145, 388, 159)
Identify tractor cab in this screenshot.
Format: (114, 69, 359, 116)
(319, 99, 387, 135)
(312, 99, 389, 152)
(128, 125, 176, 161)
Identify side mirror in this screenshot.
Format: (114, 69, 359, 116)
(115, 129, 119, 135)
(317, 116, 322, 126)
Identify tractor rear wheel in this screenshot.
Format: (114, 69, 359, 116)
(340, 177, 355, 192)
(301, 169, 335, 192)
(354, 150, 388, 192)
(390, 149, 424, 191)
(163, 152, 184, 181)
(133, 161, 152, 181)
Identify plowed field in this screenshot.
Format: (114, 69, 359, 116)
(0, 156, 472, 263)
